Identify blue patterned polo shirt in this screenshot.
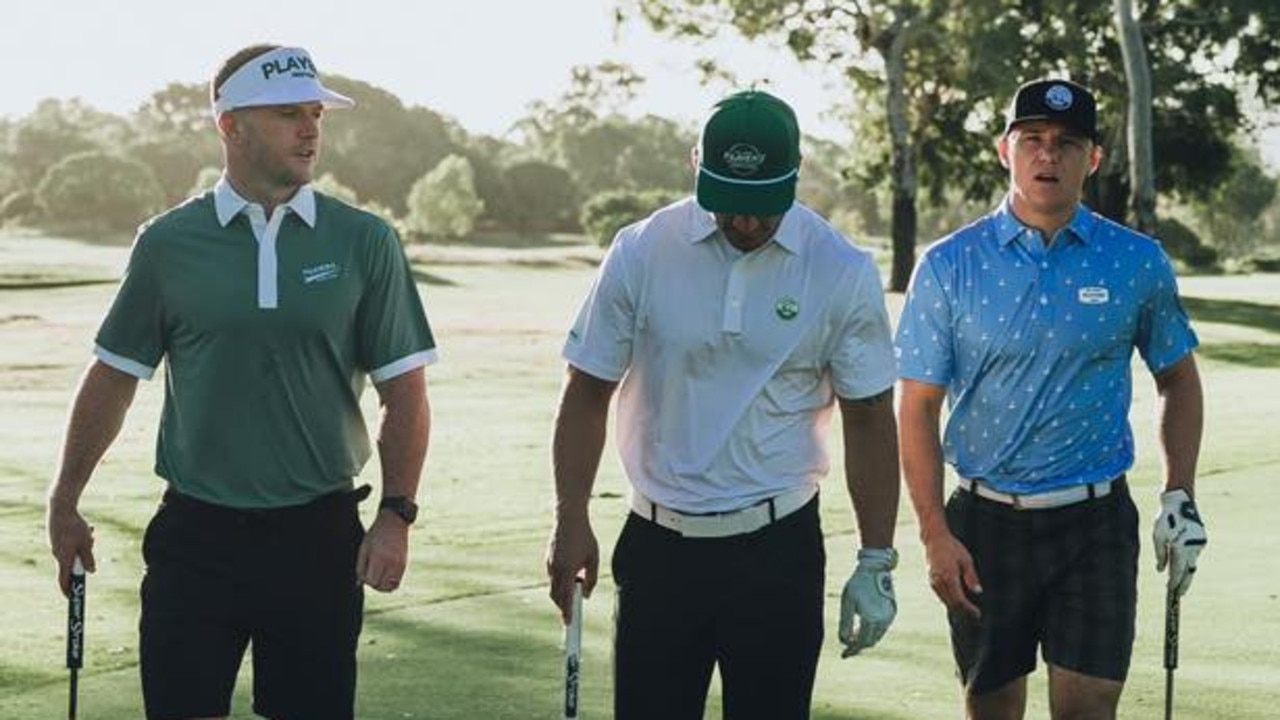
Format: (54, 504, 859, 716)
(895, 198, 1198, 494)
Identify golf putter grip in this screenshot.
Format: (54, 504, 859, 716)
(564, 579, 583, 719)
(1164, 589, 1180, 671)
(67, 558, 86, 670)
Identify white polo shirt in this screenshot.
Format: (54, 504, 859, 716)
(564, 197, 894, 513)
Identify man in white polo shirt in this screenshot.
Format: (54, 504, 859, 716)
(545, 90, 901, 719)
(45, 44, 435, 720)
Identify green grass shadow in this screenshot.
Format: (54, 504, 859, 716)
(1183, 296, 1280, 335)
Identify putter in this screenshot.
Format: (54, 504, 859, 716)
(1164, 586, 1180, 720)
(563, 578, 584, 720)
(67, 557, 86, 720)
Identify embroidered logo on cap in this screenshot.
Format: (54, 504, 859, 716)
(775, 297, 799, 320)
(1078, 286, 1109, 304)
(723, 143, 767, 176)
(1045, 84, 1074, 111)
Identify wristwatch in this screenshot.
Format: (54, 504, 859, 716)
(378, 496, 419, 526)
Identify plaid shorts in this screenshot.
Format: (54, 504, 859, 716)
(946, 478, 1139, 694)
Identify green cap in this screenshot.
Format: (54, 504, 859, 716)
(695, 90, 801, 216)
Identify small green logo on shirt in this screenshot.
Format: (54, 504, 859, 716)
(775, 297, 799, 320)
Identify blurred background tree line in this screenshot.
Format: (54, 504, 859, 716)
(2, 0, 1279, 282)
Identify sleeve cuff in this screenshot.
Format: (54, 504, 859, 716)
(94, 345, 157, 380)
(370, 349, 438, 383)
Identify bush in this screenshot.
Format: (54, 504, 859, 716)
(187, 166, 222, 198)
(580, 189, 682, 247)
(500, 160, 580, 234)
(1156, 217, 1218, 270)
(404, 155, 485, 240)
(0, 190, 39, 225)
(36, 151, 165, 233)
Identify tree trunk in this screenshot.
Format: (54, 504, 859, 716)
(883, 10, 918, 293)
(1114, 0, 1157, 234)
(1086, 106, 1130, 223)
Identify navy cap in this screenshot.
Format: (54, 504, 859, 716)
(1004, 78, 1098, 142)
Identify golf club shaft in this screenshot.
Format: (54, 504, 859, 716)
(1164, 587, 1180, 720)
(69, 670, 78, 720)
(67, 557, 86, 720)
(564, 578, 583, 720)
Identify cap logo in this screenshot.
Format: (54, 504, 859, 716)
(775, 297, 799, 320)
(723, 143, 767, 176)
(1045, 84, 1074, 111)
(261, 54, 317, 81)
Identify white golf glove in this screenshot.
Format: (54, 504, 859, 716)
(839, 547, 897, 657)
(1153, 488, 1207, 597)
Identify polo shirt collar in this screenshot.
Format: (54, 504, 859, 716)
(993, 195, 1097, 248)
(684, 202, 803, 255)
(213, 175, 317, 228)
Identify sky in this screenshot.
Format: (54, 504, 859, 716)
(0, 0, 849, 139)
(2, 0, 1277, 167)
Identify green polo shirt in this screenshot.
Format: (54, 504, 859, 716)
(95, 184, 436, 508)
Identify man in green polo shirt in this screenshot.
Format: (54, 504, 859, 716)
(45, 44, 436, 720)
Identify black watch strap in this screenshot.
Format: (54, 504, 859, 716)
(379, 496, 418, 525)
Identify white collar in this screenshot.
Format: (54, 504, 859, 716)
(213, 175, 317, 228)
(684, 202, 803, 255)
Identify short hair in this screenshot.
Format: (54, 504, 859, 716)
(210, 44, 281, 106)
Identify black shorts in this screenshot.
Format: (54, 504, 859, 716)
(946, 479, 1139, 694)
(139, 487, 367, 720)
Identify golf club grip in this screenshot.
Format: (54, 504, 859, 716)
(1164, 588, 1180, 671)
(564, 579, 583, 719)
(67, 558, 86, 670)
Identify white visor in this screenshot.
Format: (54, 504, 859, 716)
(212, 46, 355, 117)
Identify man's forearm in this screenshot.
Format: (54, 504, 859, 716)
(375, 369, 430, 500)
(1156, 355, 1203, 495)
(841, 390, 900, 548)
(552, 370, 615, 518)
(898, 381, 949, 542)
(49, 360, 139, 507)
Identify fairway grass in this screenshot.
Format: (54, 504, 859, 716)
(1, 234, 1277, 718)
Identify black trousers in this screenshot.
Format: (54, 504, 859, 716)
(611, 496, 826, 720)
(139, 487, 367, 720)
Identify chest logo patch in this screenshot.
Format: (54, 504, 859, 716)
(1078, 286, 1109, 304)
(775, 297, 800, 320)
(302, 262, 341, 284)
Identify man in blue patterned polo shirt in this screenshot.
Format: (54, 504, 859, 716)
(896, 78, 1207, 720)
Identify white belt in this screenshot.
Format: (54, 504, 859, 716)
(630, 485, 818, 538)
(957, 477, 1116, 510)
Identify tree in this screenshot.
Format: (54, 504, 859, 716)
(321, 76, 461, 215)
(499, 160, 581, 233)
(8, 98, 130, 189)
(1192, 144, 1278, 258)
(1114, 0, 1156, 235)
(36, 151, 165, 234)
(515, 64, 695, 198)
(628, 0, 1280, 288)
(130, 83, 221, 205)
(404, 155, 485, 240)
